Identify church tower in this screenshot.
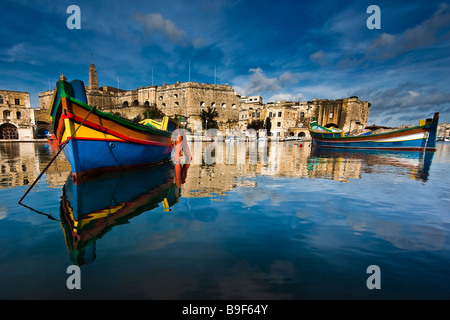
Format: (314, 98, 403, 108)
(88, 63, 99, 90)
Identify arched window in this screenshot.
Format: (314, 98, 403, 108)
(144, 101, 150, 107)
(200, 101, 205, 107)
(161, 103, 166, 107)
(222, 103, 226, 108)
(133, 100, 139, 106)
(211, 102, 216, 108)
(175, 102, 179, 107)
(0, 123, 19, 139)
(122, 101, 128, 107)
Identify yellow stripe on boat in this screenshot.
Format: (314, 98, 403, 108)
(140, 116, 170, 131)
(78, 203, 127, 229)
(61, 117, 126, 143)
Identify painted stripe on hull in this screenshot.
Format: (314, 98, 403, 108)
(312, 137, 434, 151)
(61, 114, 172, 147)
(372, 132, 426, 143)
(63, 138, 173, 176)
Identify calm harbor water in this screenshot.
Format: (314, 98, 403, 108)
(0, 140, 449, 300)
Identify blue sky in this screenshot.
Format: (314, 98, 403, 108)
(0, 0, 449, 126)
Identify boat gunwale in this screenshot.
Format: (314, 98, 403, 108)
(60, 114, 172, 147)
(65, 96, 172, 137)
(309, 123, 429, 140)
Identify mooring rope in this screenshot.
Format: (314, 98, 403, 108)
(18, 106, 96, 205)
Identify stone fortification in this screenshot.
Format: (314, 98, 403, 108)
(39, 64, 240, 132)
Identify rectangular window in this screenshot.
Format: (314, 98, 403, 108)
(278, 112, 282, 117)
(269, 112, 272, 117)
(15, 99, 20, 105)
(277, 122, 281, 127)
(329, 112, 334, 119)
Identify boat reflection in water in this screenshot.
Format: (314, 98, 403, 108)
(59, 162, 189, 266)
(309, 146, 434, 182)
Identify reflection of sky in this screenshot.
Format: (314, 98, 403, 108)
(227, 169, 450, 253)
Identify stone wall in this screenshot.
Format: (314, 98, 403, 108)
(0, 90, 35, 140)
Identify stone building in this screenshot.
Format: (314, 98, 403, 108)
(238, 96, 371, 139)
(437, 123, 450, 140)
(0, 90, 35, 140)
(39, 64, 241, 133)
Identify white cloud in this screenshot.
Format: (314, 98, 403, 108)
(268, 93, 303, 103)
(246, 67, 279, 94)
(134, 13, 187, 44)
(352, 82, 450, 126)
(364, 3, 450, 61)
(310, 50, 328, 66)
(279, 71, 301, 87)
(234, 68, 302, 97)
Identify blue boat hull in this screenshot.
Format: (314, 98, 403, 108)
(311, 138, 428, 150)
(63, 138, 173, 180)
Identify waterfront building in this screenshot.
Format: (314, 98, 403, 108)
(437, 123, 450, 140)
(0, 90, 35, 140)
(238, 97, 370, 139)
(39, 64, 241, 133)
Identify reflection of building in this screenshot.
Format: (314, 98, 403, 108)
(39, 64, 241, 132)
(179, 141, 366, 197)
(0, 90, 35, 140)
(0, 143, 38, 188)
(0, 142, 71, 189)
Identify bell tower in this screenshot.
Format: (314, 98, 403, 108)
(88, 63, 99, 90)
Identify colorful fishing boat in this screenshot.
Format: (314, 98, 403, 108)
(309, 112, 439, 151)
(48, 76, 180, 182)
